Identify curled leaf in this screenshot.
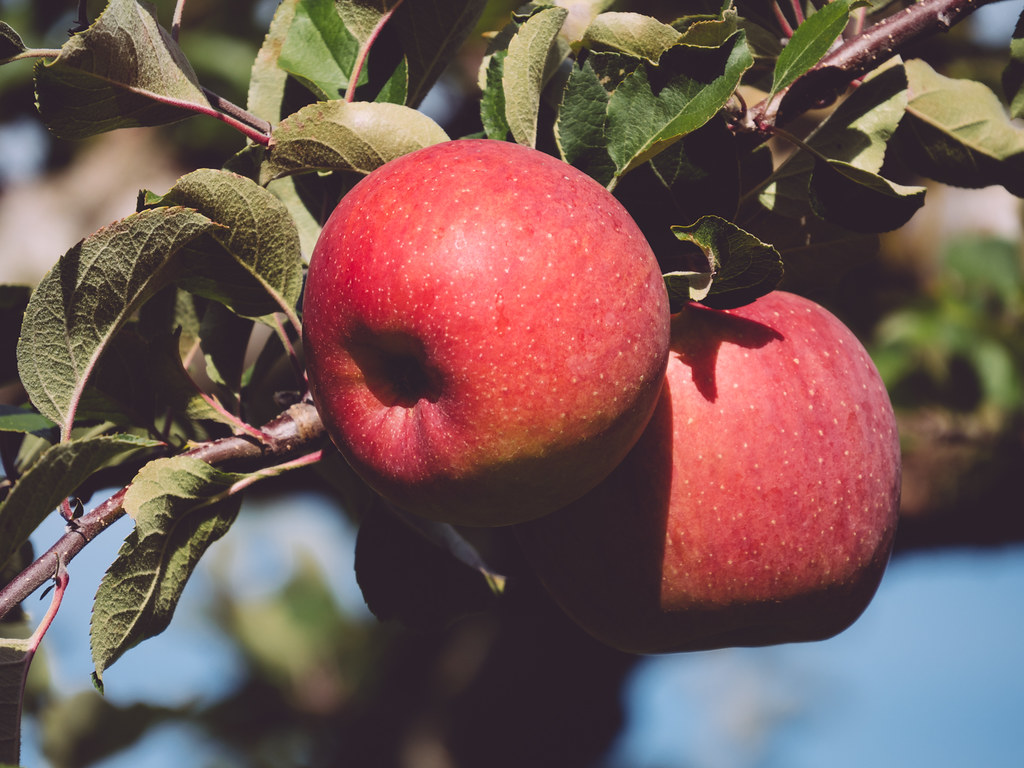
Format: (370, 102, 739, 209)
(674, 8, 739, 48)
(664, 270, 714, 307)
(670, 215, 782, 310)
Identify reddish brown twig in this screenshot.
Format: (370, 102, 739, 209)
(0, 402, 326, 623)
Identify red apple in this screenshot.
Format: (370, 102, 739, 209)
(303, 139, 670, 526)
(517, 291, 901, 652)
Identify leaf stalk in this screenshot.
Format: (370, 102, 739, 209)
(345, 0, 405, 103)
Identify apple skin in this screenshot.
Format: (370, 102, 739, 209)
(516, 291, 901, 653)
(302, 139, 670, 527)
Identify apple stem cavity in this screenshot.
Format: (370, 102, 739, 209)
(348, 331, 443, 408)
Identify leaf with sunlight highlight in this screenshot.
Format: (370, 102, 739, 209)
(260, 100, 449, 183)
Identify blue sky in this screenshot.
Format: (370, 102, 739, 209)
(607, 546, 1024, 768)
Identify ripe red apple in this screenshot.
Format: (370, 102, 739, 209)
(517, 291, 901, 653)
(302, 139, 670, 526)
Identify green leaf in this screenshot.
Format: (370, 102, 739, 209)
(16, 208, 216, 435)
(579, 12, 680, 63)
(1002, 10, 1024, 118)
(969, 339, 1023, 412)
(248, 0, 300, 124)
(0, 21, 26, 60)
(71, 331, 158, 429)
(279, 0, 361, 100)
(136, 287, 202, 349)
(220, 553, 371, 711)
(502, 6, 569, 148)
(480, 48, 510, 140)
(387, 0, 488, 107)
(669, 215, 783, 309)
(554, 59, 615, 184)
(151, 169, 304, 323)
(245, 0, 325, 257)
(809, 159, 926, 233)
(0, 434, 160, 571)
(586, 50, 644, 92)
(260, 100, 449, 184)
(374, 55, 408, 104)
(0, 406, 55, 437)
(943, 234, 1023, 310)
(897, 58, 1024, 196)
(34, 691, 175, 768)
(739, 16, 784, 63)
(770, 0, 867, 98)
(759, 59, 908, 218)
(334, 0, 409, 106)
(0, 634, 30, 765)
(354, 500, 505, 631)
(605, 31, 753, 177)
(0, 540, 34, 761)
(198, 302, 254, 393)
(34, 0, 207, 139)
(90, 456, 246, 688)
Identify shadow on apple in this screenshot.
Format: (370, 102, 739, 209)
(517, 292, 901, 654)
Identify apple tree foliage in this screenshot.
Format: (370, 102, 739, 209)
(0, 0, 1023, 762)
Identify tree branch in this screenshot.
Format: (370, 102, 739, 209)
(0, 401, 327, 622)
(740, 0, 1000, 137)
